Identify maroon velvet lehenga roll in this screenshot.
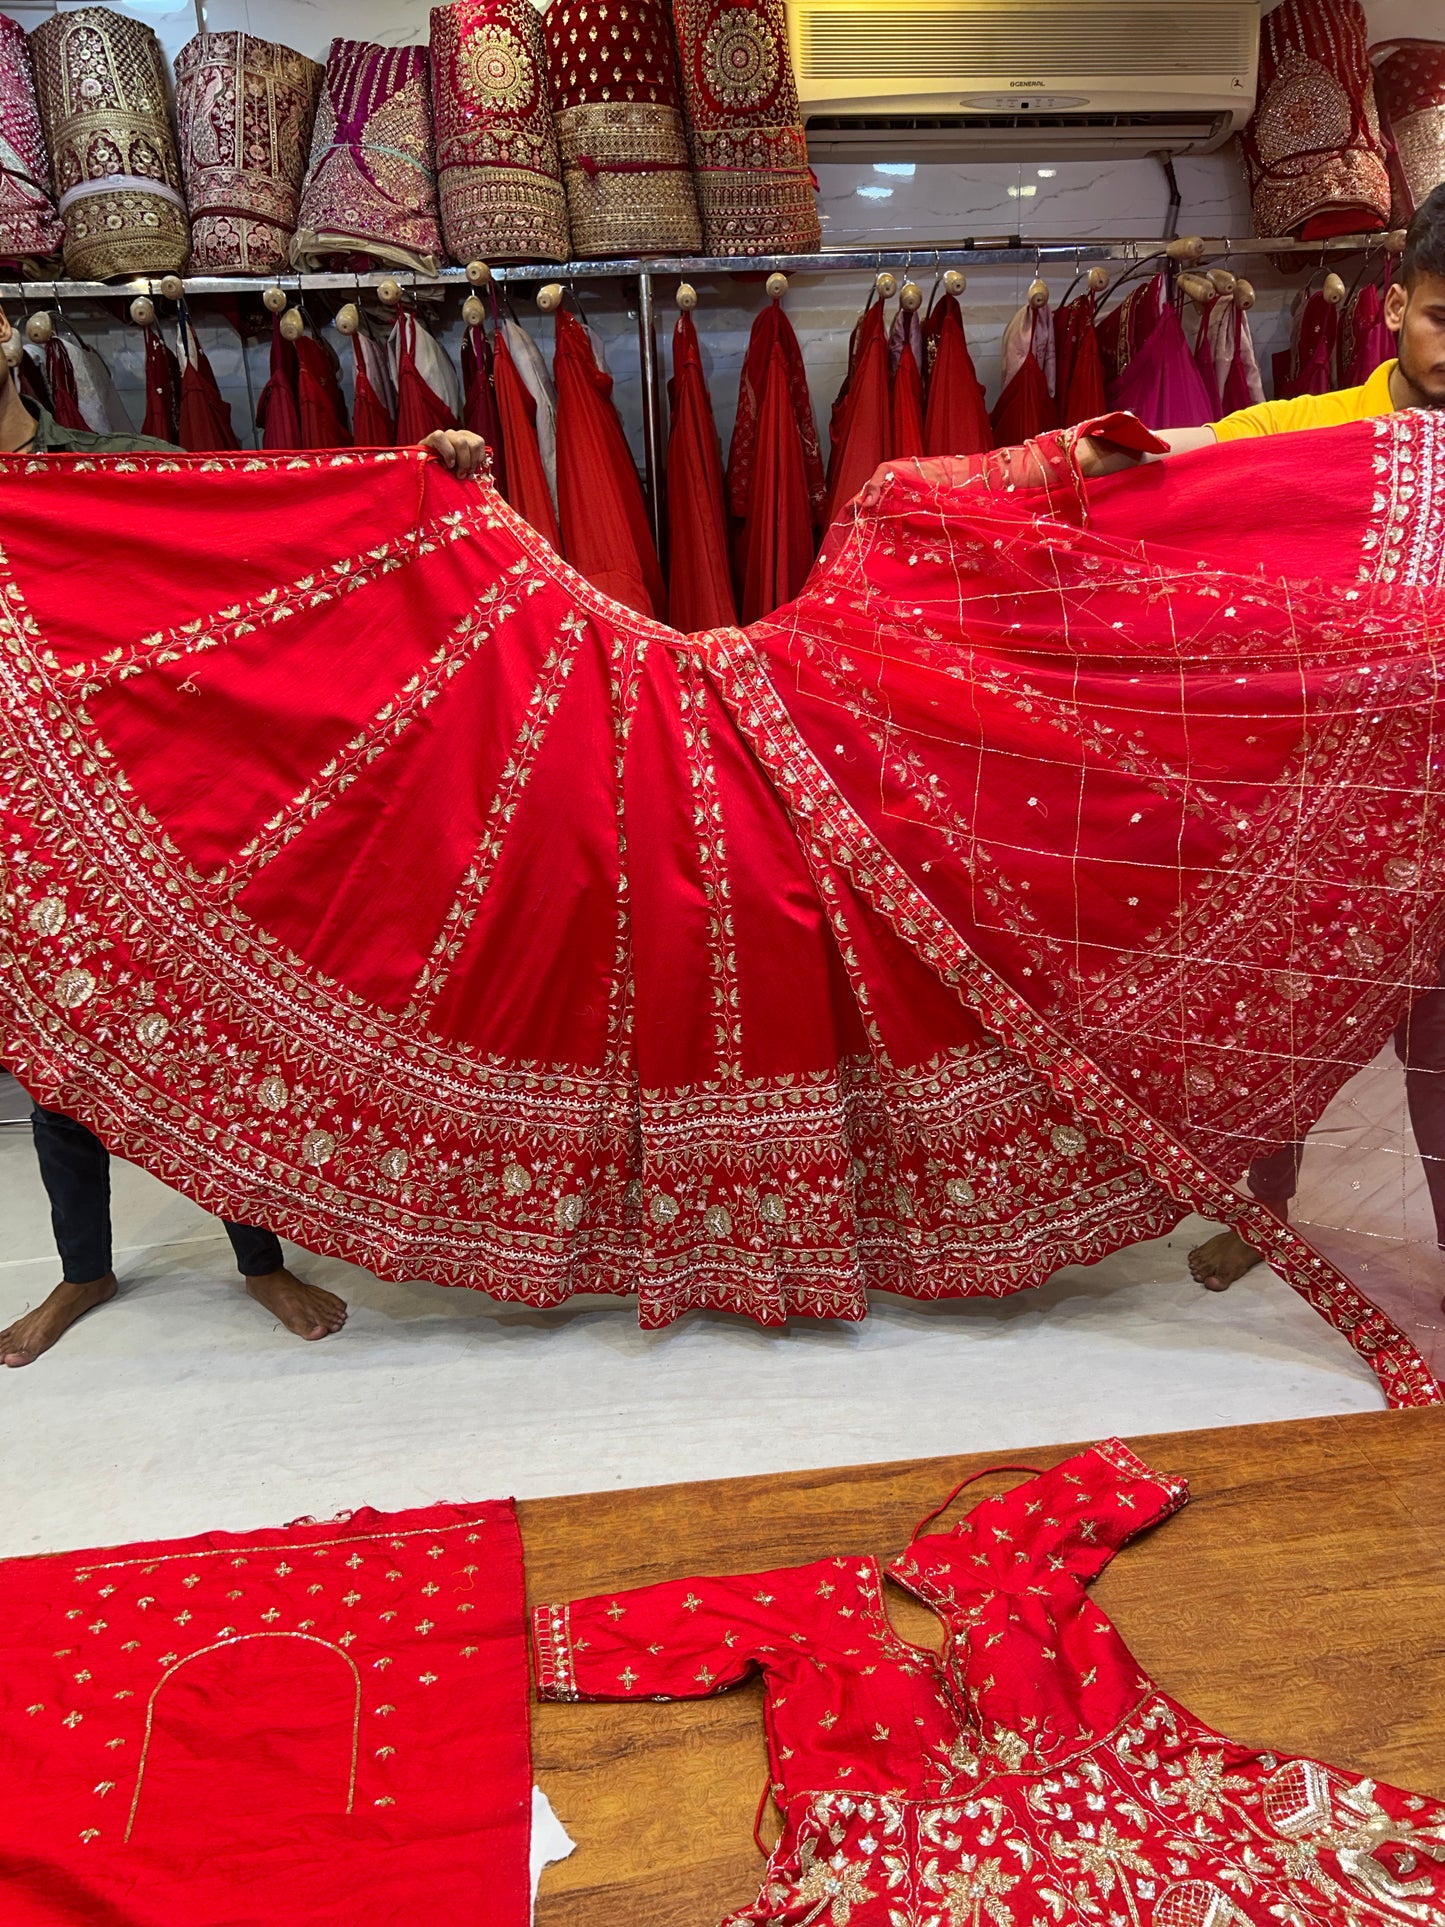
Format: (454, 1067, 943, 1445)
(1241, 0, 1391, 240)
(0, 15, 61, 261)
(670, 0, 820, 255)
(175, 33, 322, 276)
(543, 0, 701, 257)
(293, 40, 444, 273)
(431, 1, 570, 264)
(1371, 38, 1445, 221)
(30, 5, 190, 280)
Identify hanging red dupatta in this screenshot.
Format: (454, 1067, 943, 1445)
(822, 299, 891, 528)
(491, 322, 560, 550)
(727, 300, 823, 620)
(922, 291, 991, 457)
(2, 417, 1445, 1406)
(551, 306, 664, 619)
(294, 332, 352, 449)
(665, 310, 736, 634)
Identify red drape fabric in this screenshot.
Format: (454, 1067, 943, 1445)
(492, 322, 561, 549)
(3, 424, 1445, 1405)
(922, 292, 991, 458)
(177, 327, 242, 453)
(1279, 289, 1341, 399)
(294, 333, 352, 449)
(552, 306, 664, 618)
(255, 314, 302, 450)
(990, 312, 1056, 444)
(39, 337, 85, 432)
(889, 307, 926, 461)
(727, 301, 823, 526)
(1054, 293, 1107, 428)
(392, 312, 460, 446)
(823, 300, 892, 528)
(461, 319, 506, 495)
(665, 309, 736, 634)
(1107, 277, 1217, 429)
(0, 1499, 531, 1925)
(348, 334, 395, 449)
(729, 306, 821, 621)
(1340, 276, 1393, 386)
(140, 327, 180, 445)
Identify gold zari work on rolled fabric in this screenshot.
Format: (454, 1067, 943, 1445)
(175, 33, 322, 276)
(554, 102, 701, 256)
(31, 5, 189, 279)
(430, 1, 570, 264)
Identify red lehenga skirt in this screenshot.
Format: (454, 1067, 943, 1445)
(2, 418, 1444, 1403)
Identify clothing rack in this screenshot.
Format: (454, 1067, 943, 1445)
(0, 230, 1396, 550)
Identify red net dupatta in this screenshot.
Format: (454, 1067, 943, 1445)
(671, 0, 821, 255)
(2, 424, 1444, 1406)
(1242, 0, 1391, 239)
(293, 40, 444, 273)
(922, 292, 991, 458)
(727, 300, 824, 620)
(430, 0, 570, 265)
(666, 309, 736, 633)
(175, 32, 322, 276)
(543, 0, 701, 256)
(0, 1500, 532, 1924)
(552, 306, 664, 618)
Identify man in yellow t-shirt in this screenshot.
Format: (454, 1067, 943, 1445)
(1080, 183, 1445, 1295)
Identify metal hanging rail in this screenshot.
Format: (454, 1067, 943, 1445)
(0, 229, 1398, 555)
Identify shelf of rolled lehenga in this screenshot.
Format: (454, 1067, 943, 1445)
(0, 228, 1401, 305)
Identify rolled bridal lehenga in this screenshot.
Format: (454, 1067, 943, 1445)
(2, 416, 1444, 1401)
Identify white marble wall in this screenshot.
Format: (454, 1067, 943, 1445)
(9, 0, 1442, 456)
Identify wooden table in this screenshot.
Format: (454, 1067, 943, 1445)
(523, 1408, 1445, 1925)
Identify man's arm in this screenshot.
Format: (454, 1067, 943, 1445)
(1075, 423, 1217, 477)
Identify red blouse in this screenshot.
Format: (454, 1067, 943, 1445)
(536, 1442, 1445, 1925)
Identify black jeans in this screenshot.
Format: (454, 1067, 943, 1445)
(30, 1106, 284, 1283)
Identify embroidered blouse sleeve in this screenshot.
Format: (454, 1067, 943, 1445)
(892, 1439, 1188, 1600)
(533, 1568, 802, 1703)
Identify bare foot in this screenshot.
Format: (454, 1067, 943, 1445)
(1, 1273, 118, 1366)
(245, 1267, 347, 1341)
(1188, 1229, 1264, 1293)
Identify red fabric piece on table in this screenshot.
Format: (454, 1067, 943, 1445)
(535, 1442, 1445, 1921)
(922, 292, 991, 457)
(255, 314, 302, 450)
(393, 312, 460, 446)
(0, 1499, 531, 1925)
(294, 334, 352, 449)
(40, 338, 85, 432)
(349, 336, 395, 449)
(665, 309, 736, 633)
(1054, 294, 1107, 428)
(1106, 284, 1216, 430)
(4, 435, 1445, 1407)
(140, 327, 180, 444)
(177, 339, 242, 453)
(492, 322, 560, 549)
(552, 305, 664, 618)
(461, 321, 506, 496)
(823, 300, 892, 528)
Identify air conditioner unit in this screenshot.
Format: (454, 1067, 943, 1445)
(784, 0, 1260, 162)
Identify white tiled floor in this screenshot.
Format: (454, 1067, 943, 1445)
(0, 1087, 1393, 1562)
